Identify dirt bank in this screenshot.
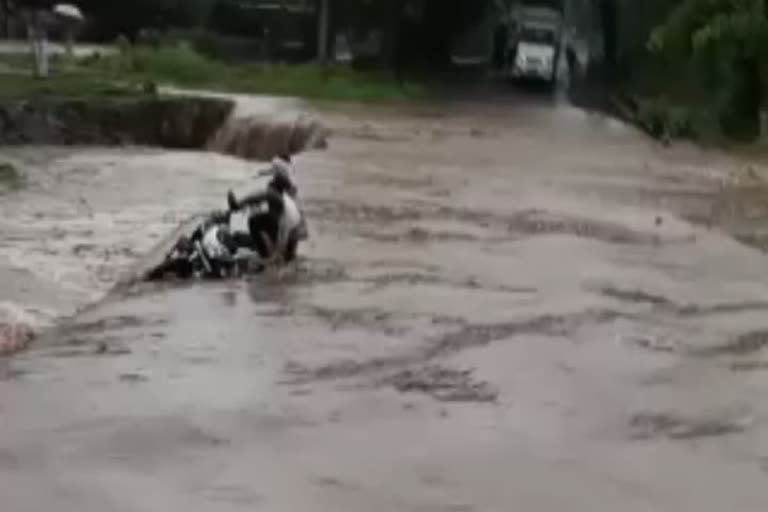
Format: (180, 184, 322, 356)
(0, 95, 235, 149)
(0, 93, 331, 161)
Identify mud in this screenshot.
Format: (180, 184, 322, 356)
(599, 286, 674, 307)
(629, 411, 753, 440)
(691, 330, 768, 358)
(730, 361, 768, 372)
(285, 310, 627, 384)
(503, 208, 666, 245)
(4, 94, 768, 511)
(382, 365, 498, 403)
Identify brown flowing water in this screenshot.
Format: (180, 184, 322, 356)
(0, 93, 328, 330)
(3, 91, 768, 511)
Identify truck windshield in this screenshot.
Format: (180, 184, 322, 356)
(520, 27, 555, 45)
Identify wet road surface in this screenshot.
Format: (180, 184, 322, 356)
(3, 95, 768, 511)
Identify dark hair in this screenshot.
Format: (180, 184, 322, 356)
(270, 171, 293, 194)
(277, 153, 292, 163)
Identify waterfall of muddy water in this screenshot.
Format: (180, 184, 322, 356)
(164, 90, 330, 162)
(0, 95, 326, 342)
(207, 112, 328, 161)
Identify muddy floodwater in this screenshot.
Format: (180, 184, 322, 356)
(3, 92, 768, 511)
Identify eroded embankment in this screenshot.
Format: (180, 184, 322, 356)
(0, 94, 329, 159)
(0, 96, 234, 148)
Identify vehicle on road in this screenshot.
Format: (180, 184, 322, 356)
(506, 5, 564, 87)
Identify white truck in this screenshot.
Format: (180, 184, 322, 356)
(507, 5, 564, 86)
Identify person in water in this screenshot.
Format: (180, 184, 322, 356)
(256, 154, 308, 240)
(227, 157, 304, 264)
(146, 155, 305, 282)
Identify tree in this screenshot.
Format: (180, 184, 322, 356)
(76, 0, 214, 41)
(1, 0, 13, 37)
(649, 0, 768, 138)
(208, 0, 264, 38)
(337, 0, 490, 73)
(598, 0, 617, 76)
(317, 0, 329, 62)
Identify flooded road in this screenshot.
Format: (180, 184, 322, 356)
(3, 94, 768, 511)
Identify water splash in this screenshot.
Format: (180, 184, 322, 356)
(208, 113, 328, 161)
(161, 89, 330, 162)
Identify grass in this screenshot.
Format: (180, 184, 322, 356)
(0, 42, 425, 103)
(0, 72, 143, 100)
(95, 42, 425, 102)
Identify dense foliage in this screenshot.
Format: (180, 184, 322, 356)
(597, 0, 768, 140)
(649, 0, 768, 138)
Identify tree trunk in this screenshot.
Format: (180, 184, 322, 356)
(317, 0, 330, 63)
(389, 0, 406, 83)
(26, 9, 49, 78)
(0, 0, 10, 38)
(598, 0, 617, 79)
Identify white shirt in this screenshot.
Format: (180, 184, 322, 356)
(276, 193, 302, 256)
(202, 225, 231, 261)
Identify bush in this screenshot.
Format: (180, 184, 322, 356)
(167, 29, 265, 62)
(129, 42, 225, 82)
(85, 41, 227, 83)
(635, 96, 706, 140)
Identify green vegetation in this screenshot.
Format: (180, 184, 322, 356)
(0, 72, 142, 100)
(649, 0, 768, 140)
(87, 42, 425, 102)
(600, 0, 768, 143)
(6, 0, 768, 142)
(0, 43, 424, 103)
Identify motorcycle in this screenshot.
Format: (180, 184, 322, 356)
(144, 210, 259, 282)
(144, 160, 308, 283)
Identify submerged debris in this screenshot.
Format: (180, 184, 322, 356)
(730, 360, 768, 372)
(119, 372, 149, 384)
(691, 330, 768, 358)
(0, 323, 35, 356)
(600, 287, 673, 307)
(621, 334, 679, 353)
(383, 365, 498, 403)
(629, 411, 752, 440)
